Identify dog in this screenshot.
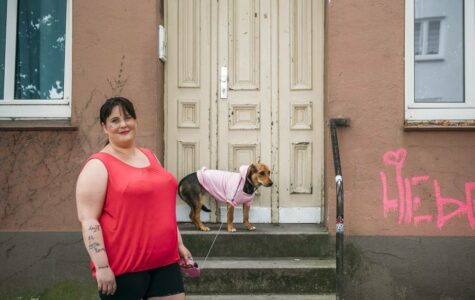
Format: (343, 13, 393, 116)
(178, 163, 273, 232)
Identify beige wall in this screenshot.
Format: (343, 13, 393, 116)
(0, 0, 164, 230)
(325, 0, 475, 236)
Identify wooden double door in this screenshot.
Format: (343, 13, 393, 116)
(166, 0, 324, 224)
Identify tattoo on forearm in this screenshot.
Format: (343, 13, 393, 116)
(87, 235, 105, 253)
(88, 224, 101, 233)
(97, 265, 109, 270)
(86, 225, 104, 253)
(88, 241, 105, 253)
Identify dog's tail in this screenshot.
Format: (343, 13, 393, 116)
(201, 205, 211, 212)
(177, 177, 185, 201)
(177, 175, 194, 203)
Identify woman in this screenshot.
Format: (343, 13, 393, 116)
(76, 97, 191, 299)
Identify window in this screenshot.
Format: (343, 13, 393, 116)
(405, 0, 475, 121)
(0, 0, 72, 119)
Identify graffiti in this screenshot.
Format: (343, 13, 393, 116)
(380, 148, 475, 230)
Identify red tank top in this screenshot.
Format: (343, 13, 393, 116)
(86, 148, 179, 276)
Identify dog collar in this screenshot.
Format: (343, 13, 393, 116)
(246, 177, 258, 193)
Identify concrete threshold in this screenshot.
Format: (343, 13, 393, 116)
(195, 257, 336, 269)
(179, 223, 329, 235)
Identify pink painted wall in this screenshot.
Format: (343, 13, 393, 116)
(73, 0, 164, 156)
(0, 0, 164, 230)
(324, 0, 475, 236)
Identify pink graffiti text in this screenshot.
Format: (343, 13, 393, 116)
(380, 148, 475, 230)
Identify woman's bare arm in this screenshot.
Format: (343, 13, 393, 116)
(177, 227, 192, 260)
(76, 159, 116, 295)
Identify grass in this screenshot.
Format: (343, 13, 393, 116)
(6, 281, 98, 300)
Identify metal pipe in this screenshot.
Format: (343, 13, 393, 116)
(329, 118, 350, 300)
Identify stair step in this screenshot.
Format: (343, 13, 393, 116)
(183, 257, 336, 294)
(180, 223, 333, 258)
(187, 295, 336, 300)
(195, 257, 335, 269)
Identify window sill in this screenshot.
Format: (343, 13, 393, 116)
(0, 120, 78, 131)
(404, 120, 475, 131)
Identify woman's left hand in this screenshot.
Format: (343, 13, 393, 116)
(178, 243, 192, 260)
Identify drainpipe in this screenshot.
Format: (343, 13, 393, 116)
(329, 118, 350, 300)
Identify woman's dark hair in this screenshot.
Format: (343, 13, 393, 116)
(99, 96, 137, 125)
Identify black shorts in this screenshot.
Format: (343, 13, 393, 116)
(99, 262, 185, 300)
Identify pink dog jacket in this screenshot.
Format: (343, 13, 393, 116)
(196, 165, 255, 207)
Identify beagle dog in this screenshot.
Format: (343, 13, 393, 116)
(178, 163, 273, 232)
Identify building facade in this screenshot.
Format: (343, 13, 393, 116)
(1, 0, 474, 298)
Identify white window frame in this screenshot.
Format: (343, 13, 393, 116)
(0, 0, 72, 120)
(405, 0, 475, 121)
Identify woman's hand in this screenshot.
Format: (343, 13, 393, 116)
(96, 265, 116, 296)
(178, 243, 192, 261)
(177, 227, 193, 261)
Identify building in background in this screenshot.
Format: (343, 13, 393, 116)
(1, 0, 474, 298)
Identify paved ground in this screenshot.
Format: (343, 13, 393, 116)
(187, 295, 336, 300)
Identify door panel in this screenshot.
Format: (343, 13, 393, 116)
(228, 0, 260, 90)
(278, 0, 324, 222)
(217, 0, 272, 222)
(166, 0, 215, 222)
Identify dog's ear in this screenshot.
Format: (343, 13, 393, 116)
(248, 163, 258, 176)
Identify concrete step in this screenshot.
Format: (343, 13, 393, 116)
(183, 257, 336, 294)
(187, 295, 336, 300)
(179, 223, 333, 258)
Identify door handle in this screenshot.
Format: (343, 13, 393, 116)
(220, 66, 228, 99)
